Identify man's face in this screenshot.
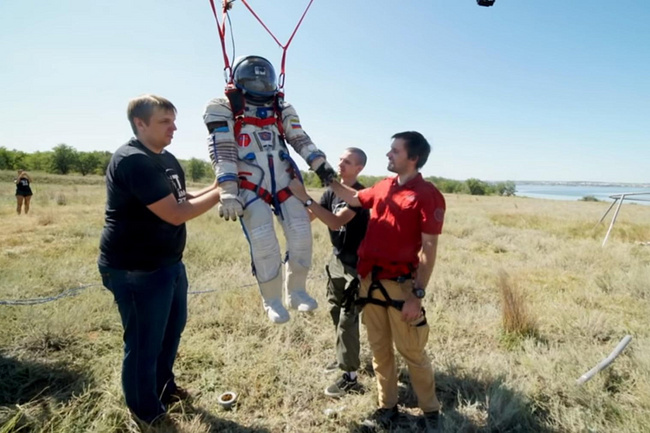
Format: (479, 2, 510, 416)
(337, 150, 363, 180)
(136, 108, 177, 149)
(386, 138, 414, 174)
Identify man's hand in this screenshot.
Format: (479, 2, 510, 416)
(217, 180, 244, 221)
(288, 178, 310, 202)
(310, 157, 336, 186)
(401, 296, 422, 323)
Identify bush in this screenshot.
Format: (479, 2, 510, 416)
(580, 195, 599, 202)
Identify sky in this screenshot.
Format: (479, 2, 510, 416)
(1, 0, 648, 183)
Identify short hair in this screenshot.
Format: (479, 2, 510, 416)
(127, 94, 176, 135)
(345, 147, 367, 168)
(391, 131, 431, 169)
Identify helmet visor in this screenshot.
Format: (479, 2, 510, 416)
(234, 58, 277, 95)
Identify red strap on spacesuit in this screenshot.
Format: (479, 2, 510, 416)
(241, 117, 276, 128)
(240, 179, 293, 205)
(226, 89, 287, 141)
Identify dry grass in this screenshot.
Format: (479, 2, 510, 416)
(2, 174, 650, 432)
(498, 270, 538, 343)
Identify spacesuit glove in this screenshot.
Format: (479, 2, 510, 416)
(217, 180, 244, 221)
(311, 157, 336, 187)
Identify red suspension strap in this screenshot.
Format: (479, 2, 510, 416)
(238, 0, 316, 90)
(208, 0, 235, 83)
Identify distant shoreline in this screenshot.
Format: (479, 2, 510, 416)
(514, 180, 650, 188)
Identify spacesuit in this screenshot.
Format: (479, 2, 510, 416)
(204, 55, 335, 324)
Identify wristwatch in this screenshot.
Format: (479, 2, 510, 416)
(303, 198, 314, 207)
(412, 287, 425, 299)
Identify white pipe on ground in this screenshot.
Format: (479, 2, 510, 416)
(576, 335, 632, 385)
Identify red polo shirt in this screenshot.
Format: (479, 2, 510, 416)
(356, 173, 445, 279)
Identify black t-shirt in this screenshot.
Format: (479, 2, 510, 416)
(320, 182, 369, 267)
(15, 177, 31, 193)
(98, 138, 187, 271)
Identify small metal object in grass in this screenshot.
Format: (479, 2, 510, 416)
(217, 391, 238, 410)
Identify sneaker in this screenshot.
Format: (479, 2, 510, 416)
(323, 360, 339, 374)
(263, 298, 290, 324)
(324, 372, 361, 397)
(287, 290, 318, 312)
(360, 406, 399, 430)
(416, 410, 440, 431)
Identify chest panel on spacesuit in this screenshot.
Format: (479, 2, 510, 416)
(237, 129, 282, 153)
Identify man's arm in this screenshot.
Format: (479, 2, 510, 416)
(414, 233, 439, 290)
(288, 178, 356, 230)
(401, 233, 439, 322)
(185, 179, 218, 200)
(329, 180, 362, 208)
(147, 188, 221, 226)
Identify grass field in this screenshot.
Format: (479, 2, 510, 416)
(1, 171, 650, 433)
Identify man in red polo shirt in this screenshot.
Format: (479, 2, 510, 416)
(329, 131, 445, 431)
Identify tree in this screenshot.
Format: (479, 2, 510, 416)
(187, 158, 210, 182)
(495, 181, 517, 197)
(25, 151, 53, 171)
(95, 151, 113, 175)
(0, 147, 13, 170)
(76, 152, 100, 176)
(466, 178, 488, 195)
(50, 144, 78, 174)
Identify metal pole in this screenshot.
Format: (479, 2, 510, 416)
(594, 198, 618, 229)
(602, 194, 626, 247)
(576, 335, 632, 385)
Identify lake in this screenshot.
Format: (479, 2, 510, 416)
(515, 183, 650, 205)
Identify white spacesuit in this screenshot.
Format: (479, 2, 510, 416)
(204, 55, 335, 324)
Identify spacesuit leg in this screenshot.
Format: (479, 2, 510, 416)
(279, 196, 318, 312)
(241, 198, 290, 324)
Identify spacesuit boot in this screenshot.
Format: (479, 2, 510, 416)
(285, 265, 318, 312)
(259, 272, 290, 324)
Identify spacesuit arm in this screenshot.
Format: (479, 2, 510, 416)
(281, 103, 335, 185)
(204, 98, 239, 183)
(203, 97, 244, 220)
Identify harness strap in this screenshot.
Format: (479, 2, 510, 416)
(355, 279, 405, 311)
(355, 267, 428, 326)
(238, 0, 315, 90)
(207, 0, 234, 83)
(240, 179, 292, 205)
(225, 89, 286, 141)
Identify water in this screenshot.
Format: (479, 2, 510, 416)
(515, 183, 650, 205)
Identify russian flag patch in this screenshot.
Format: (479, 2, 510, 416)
(290, 119, 301, 129)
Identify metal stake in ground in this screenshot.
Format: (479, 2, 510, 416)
(576, 335, 632, 385)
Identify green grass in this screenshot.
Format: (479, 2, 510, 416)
(1, 176, 650, 432)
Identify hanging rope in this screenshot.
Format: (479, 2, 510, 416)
(207, 0, 316, 90)
(208, 0, 235, 83)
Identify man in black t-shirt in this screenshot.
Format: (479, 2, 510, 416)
(289, 148, 369, 397)
(98, 95, 221, 424)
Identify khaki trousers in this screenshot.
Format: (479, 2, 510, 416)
(360, 276, 441, 413)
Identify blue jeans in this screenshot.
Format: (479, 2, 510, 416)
(99, 261, 188, 423)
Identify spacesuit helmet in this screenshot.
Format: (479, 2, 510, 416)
(232, 55, 278, 103)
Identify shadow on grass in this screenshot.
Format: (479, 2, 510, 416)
(0, 353, 92, 405)
(0, 352, 94, 431)
(163, 404, 272, 433)
(348, 367, 558, 433)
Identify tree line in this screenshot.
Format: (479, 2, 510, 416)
(1, 145, 516, 196)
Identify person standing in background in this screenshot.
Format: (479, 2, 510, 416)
(14, 169, 33, 215)
(289, 147, 369, 398)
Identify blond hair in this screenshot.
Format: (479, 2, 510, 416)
(127, 94, 176, 135)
